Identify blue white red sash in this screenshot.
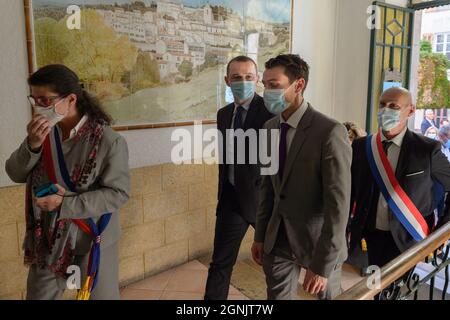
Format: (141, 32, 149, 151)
(366, 132, 430, 242)
(43, 127, 111, 300)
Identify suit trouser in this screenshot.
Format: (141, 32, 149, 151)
(26, 241, 120, 300)
(262, 221, 342, 300)
(263, 252, 343, 300)
(205, 182, 253, 300)
(365, 230, 413, 300)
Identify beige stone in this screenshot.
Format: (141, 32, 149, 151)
(0, 259, 28, 296)
(143, 187, 188, 222)
(162, 163, 204, 191)
(119, 221, 164, 259)
(119, 255, 145, 286)
(63, 289, 77, 300)
(188, 231, 214, 260)
(130, 166, 162, 198)
(204, 163, 218, 181)
(206, 205, 217, 232)
(144, 241, 188, 276)
(120, 195, 143, 229)
(0, 223, 19, 262)
(0, 292, 22, 300)
(165, 210, 206, 244)
(0, 185, 26, 226)
(188, 182, 218, 211)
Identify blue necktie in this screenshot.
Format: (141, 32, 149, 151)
(279, 123, 291, 178)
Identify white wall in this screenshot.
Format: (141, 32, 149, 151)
(0, 0, 33, 187)
(292, 0, 339, 117)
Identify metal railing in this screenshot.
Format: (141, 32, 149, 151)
(336, 222, 450, 300)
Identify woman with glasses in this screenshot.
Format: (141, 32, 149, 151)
(5, 64, 130, 300)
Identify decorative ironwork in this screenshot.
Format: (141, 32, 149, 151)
(378, 243, 450, 300)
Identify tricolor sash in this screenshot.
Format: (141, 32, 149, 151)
(366, 132, 430, 242)
(42, 127, 112, 300)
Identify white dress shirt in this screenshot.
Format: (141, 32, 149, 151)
(375, 126, 408, 231)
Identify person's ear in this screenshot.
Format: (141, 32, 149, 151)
(225, 76, 231, 87)
(68, 93, 77, 109)
(408, 104, 416, 117)
(295, 79, 305, 95)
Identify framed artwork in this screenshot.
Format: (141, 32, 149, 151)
(24, 0, 293, 130)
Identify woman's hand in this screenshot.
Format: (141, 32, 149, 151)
(35, 184, 66, 212)
(27, 114, 51, 151)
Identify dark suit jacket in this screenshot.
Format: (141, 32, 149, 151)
(421, 119, 435, 135)
(255, 105, 352, 278)
(349, 129, 450, 253)
(217, 94, 274, 223)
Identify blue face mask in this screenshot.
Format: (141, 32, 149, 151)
(445, 140, 450, 149)
(263, 89, 291, 115)
(230, 81, 256, 102)
(378, 108, 401, 131)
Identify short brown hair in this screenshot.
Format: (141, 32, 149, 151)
(227, 56, 258, 77)
(265, 54, 310, 93)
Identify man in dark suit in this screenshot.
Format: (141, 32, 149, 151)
(349, 88, 450, 284)
(204, 56, 274, 300)
(421, 109, 436, 134)
(252, 54, 352, 300)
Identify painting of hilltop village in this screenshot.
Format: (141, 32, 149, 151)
(28, 0, 292, 128)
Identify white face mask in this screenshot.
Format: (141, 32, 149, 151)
(33, 98, 68, 127)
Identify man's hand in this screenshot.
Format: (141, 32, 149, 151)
(251, 242, 264, 266)
(303, 269, 328, 296)
(35, 184, 66, 212)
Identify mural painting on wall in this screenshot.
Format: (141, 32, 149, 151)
(26, 0, 293, 129)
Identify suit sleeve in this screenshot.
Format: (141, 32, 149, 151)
(310, 124, 352, 278)
(5, 138, 42, 183)
(59, 136, 130, 219)
(431, 143, 450, 228)
(254, 122, 275, 243)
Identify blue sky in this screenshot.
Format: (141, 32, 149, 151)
(34, 0, 291, 23)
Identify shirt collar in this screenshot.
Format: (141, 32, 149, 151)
(234, 93, 254, 112)
(280, 99, 308, 129)
(69, 115, 88, 140)
(380, 126, 407, 147)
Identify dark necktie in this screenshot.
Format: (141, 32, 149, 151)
(279, 123, 291, 178)
(382, 141, 393, 155)
(232, 106, 245, 183)
(234, 106, 244, 130)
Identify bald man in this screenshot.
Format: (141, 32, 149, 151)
(348, 88, 450, 297)
(421, 109, 436, 134)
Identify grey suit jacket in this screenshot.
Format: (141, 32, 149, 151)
(255, 104, 352, 278)
(5, 124, 130, 254)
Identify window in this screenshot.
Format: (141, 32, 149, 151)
(434, 33, 450, 60)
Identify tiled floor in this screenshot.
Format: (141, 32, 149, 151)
(120, 257, 364, 300)
(120, 260, 249, 300)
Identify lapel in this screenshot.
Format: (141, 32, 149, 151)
(395, 129, 413, 182)
(279, 104, 314, 189)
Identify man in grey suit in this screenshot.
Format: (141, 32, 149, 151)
(252, 54, 352, 300)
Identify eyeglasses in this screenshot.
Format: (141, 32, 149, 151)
(27, 95, 65, 108)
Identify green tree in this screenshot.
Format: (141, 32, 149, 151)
(417, 40, 450, 109)
(178, 60, 193, 80)
(34, 18, 68, 66)
(130, 52, 160, 93)
(56, 9, 138, 87)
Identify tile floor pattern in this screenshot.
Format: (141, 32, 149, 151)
(120, 257, 364, 300)
(120, 260, 249, 300)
